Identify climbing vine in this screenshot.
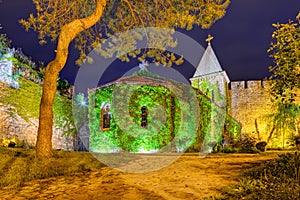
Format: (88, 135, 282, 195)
(89, 75, 241, 153)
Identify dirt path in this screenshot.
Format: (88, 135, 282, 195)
(0, 153, 280, 200)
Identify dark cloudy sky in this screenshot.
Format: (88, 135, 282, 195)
(0, 0, 299, 84)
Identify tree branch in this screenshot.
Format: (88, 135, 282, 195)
(49, 0, 106, 74)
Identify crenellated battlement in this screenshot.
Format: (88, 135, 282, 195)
(229, 80, 271, 91)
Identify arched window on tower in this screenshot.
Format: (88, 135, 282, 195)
(141, 106, 148, 128)
(100, 102, 111, 131)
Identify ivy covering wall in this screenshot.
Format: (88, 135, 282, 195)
(89, 84, 194, 152)
(88, 75, 241, 153)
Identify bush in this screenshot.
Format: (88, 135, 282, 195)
(233, 135, 258, 153)
(207, 152, 300, 199)
(220, 146, 237, 153)
(288, 135, 300, 150)
(256, 141, 267, 152)
(0, 138, 26, 148)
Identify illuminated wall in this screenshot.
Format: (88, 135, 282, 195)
(229, 80, 300, 148)
(88, 74, 241, 153)
(0, 59, 19, 89)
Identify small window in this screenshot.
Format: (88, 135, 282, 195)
(244, 81, 248, 88)
(103, 112, 111, 129)
(261, 80, 264, 88)
(141, 106, 148, 128)
(211, 90, 215, 102)
(228, 82, 231, 90)
(100, 103, 111, 131)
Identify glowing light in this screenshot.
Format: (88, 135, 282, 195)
(75, 93, 87, 107)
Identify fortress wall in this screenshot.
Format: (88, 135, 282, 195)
(0, 103, 74, 150)
(229, 80, 274, 143)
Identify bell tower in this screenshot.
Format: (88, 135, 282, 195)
(190, 35, 230, 110)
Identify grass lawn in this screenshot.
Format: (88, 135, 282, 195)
(0, 147, 105, 190)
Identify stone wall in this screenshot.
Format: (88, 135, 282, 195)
(229, 80, 299, 147)
(230, 80, 272, 140)
(0, 103, 74, 150)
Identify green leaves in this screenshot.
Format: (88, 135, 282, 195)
(21, 0, 230, 66)
(268, 12, 300, 105)
(267, 12, 300, 145)
(0, 26, 11, 55)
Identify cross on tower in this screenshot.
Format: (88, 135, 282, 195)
(206, 34, 214, 46)
(138, 60, 149, 71)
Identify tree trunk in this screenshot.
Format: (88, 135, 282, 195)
(36, 0, 106, 158)
(255, 119, 260, 140)
(267, 125, 275, 144)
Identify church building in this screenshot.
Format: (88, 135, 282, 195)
(86, 36, 241, 153)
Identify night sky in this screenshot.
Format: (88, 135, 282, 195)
(0, 0, 299, 84)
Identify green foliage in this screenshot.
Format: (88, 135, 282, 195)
(268, 12, 300, 105)
(266, 102, 300, 148)
(0, 40, 74, 134)
(21, 0, 230, 66)
(12, 49, 38, 72)
(0, 25, 11, 55)
(247, 153, 300, 180)
(225, 115, 242, 142)
(0, 78, 75, 135)
(267, 11, 300, 149)
(232, 135, 258, 153)
(53, 94, 75, 135)
(89, 74, 241, 153)
(190, 78, 241, 153)
(1, 41, 72, 96)
(216, 134, 260, 154)
(198, 78, 225, 105)
(207, 153, 300, 199)
(57, 78, 71, 97)
(89, 84, 180, 152)
(190, 89, 241, 152)
(220, 146, 237, 153)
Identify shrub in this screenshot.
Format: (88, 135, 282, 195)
(288, 135, 300, 150)
(207, 152, 300, 199)
(0, 138, 26, 148)
(233, 135, 258, 153)
(255, 141, 267, 152)
(220, 146, 237, 153)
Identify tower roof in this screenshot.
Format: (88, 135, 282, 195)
(192, 43, 223, 78)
